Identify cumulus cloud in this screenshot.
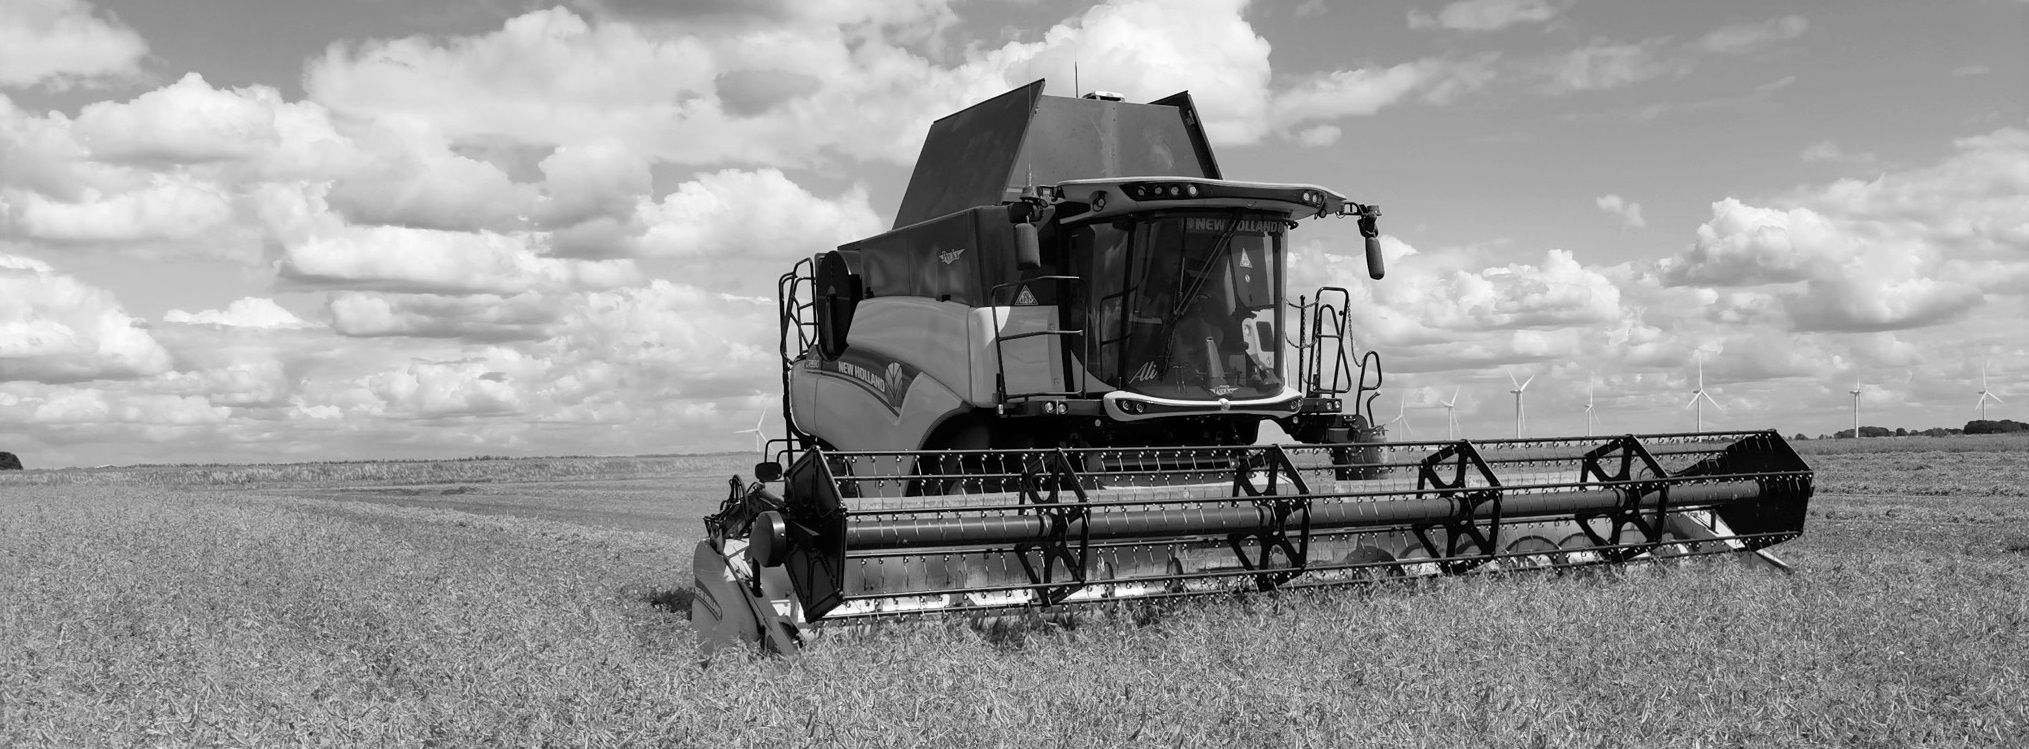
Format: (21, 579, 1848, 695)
(361, 354, 533, 419)
(1653, 125, 2020, 336)
(1594, 194, 1646, 229)
(74, 73, 284, 163)
(164, 297, 314, 329)
(627, 168, 882, 267)
(0, 0, 148, 90)
(303, 0, 1471, 163)
(0, 254, 173, 383)
(1408, 0, 1562, 32)
(2, 172, 237, 247)
(1290, 236, 1631, 370)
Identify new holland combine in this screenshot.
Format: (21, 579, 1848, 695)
(691, 82, 1814, 653)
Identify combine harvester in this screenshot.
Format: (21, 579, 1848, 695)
(691, 82, 1814, 653)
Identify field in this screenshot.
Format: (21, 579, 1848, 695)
(2, 436, 2026, 747)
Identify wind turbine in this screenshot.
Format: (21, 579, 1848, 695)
(1975, 363, 2003, 420)
(1584, 378, 1603, 437)
(1507, 368, 1534, 438)
(736, 406, 768, 454)
(1386, 397, 1414, 438)
(1685, 358, 1722, 432)
(1441, 387, 1461, 439)
(1848, 381, 1863, 438)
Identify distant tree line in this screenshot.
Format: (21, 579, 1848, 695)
(1799, 419, 2027, 440)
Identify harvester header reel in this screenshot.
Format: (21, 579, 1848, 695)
(692, 431, 1813, 653)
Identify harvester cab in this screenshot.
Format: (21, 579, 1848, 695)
(690, 81, 1815, 654)
(777, 81, 1388, 463)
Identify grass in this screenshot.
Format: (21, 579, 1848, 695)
(0, 453, 757, 488)
(2, 440, 2026, 746)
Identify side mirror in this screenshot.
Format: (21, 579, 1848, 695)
(1013, 222, 1041, 271)
(754, 461, 783, 482)
(1357, 204, 1384, 280)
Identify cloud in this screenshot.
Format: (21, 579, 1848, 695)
(1270, 62, 1443, 125)
(1290, 237, 1632, 371)
(1294, 125, 1342, 147)
(303, 1, 1472, 163)
(1594, 194, 1646, 229)
(164, 297, 314, 329)
(2, 172, 235, 243)
(1653, 144, 2010, 333)
(73, 73, 283, 163)
(1695, 15, 1809, 55)
(28, 390, 229, 426)
(276, 223, 640, 295)
(326, 292, 561, 341)
(627, 168, 881, 267)
(1408, 0, 1562, 32)
(360, 354, 533, 419)
(0, 0, 148, 90)
(0, 254, 173, 383)
(1544, 39, 1676, 93)
(323, 127, 539, 233)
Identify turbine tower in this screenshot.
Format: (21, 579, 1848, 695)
(1507, 368, 1534, 438)
(736, 406, 768, 454)
(1685, 358, 1722, 432)
(1848, 381, 1863, 438)
(1385, 397, 1414, 438)
(1441, 387, 1461, 439)
(1975, 363, 2003, 420)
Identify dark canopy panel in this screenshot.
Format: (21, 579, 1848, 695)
(891, 81, 1222, 229)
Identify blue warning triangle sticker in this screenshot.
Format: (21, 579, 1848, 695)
(1014, 286, 1038, 305)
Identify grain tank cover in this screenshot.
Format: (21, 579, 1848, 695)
(891, 80, 1223, 229)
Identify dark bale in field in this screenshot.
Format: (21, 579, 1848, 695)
(0, 452, 20, 470)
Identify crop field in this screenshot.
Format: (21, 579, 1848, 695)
(3, 436, 2026, 747)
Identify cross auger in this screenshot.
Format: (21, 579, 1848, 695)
(689, 81, 1815, 653)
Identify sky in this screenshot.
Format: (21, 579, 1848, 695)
(0, 0, 2023, 467)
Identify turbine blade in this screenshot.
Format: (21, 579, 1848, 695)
(1702, 391, 1725, 411)
(1506, 367, 1520, 388)
(1520, 375, 1534, 390)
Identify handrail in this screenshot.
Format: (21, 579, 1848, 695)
(989, 275, 1087, 402)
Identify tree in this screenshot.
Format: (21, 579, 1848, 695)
(1965, 419, 2029, 435)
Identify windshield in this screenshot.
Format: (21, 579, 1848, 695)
(1074, 212, 1286, 400)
